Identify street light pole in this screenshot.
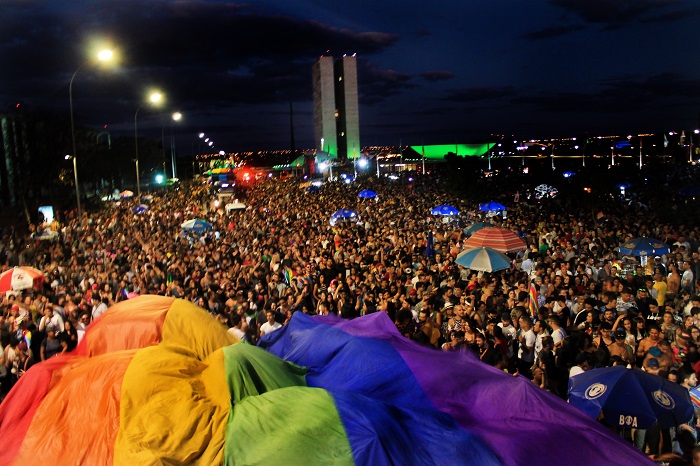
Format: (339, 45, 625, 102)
(68, 50, 113, 219)
(64, 155, 79, 215)
(134, 91, 163, 200)
(134, 107, 142, 199)
(68, 66, 83, 219)
(551, 144, 555, 170)
(171, 112, 182, 178)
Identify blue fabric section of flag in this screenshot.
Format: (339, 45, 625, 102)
(259, 313, 502, 466)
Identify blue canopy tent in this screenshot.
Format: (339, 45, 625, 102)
(618, 237, 670, 257)
(330, 208, 358, 226)
(431, 205, 459, 216)
(478, 202, 506, 212)
(181, 219, 213, 233)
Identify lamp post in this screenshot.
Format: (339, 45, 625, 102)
(65, 155, 79, 213)
(69, 49, 113, 219)
(170, 112, 182, 178)
(551, 143, 555, 171)
(611, 146, 615, 166)
(134, 91, 163, 199)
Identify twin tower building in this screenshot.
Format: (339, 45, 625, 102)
(312, 55, 360, 160)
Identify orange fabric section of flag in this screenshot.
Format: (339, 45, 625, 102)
(0, 295, 172, 465)
(14, 350, 137, 465)
(0, 354, 73, 465)
(84, 295, 173, 356)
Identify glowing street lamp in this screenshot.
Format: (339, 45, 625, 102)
(69, 48, 114, 218)
(134, 90, 164, 199)
(169, 112, 182, 178)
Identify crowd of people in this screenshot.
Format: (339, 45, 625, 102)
(1, 168, 700, 462)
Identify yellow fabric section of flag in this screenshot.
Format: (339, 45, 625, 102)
(114, 299, 236, 465)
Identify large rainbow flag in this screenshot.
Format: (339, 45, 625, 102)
(0, 296, 651, 465)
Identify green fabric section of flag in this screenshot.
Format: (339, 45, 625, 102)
(224, 386, 354, 466)
(223, 342, 307, 403)
(222, 343, 354, 466)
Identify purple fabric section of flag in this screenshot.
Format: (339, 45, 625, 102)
(310, 312, 653, 466)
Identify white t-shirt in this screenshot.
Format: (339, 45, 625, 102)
(551, 327, 567, 346)
(518, 329, 536, 363)
(682, 270, 694, 289)
(260, 321, 282, 335)
(227, 327, 247, 340)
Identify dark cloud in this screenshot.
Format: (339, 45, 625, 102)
(420, 71, 454, 82)
(513, 72, 700, 113)
(359, 60, 415, 105)
(0, 0, 402, 149)
(521, 24, 586, 40)
(549, 0, 687, 28)
(443, 86, 516, 103)
(640, 7, 700, 23)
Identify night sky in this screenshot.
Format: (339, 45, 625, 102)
(2, 0, 700, 152)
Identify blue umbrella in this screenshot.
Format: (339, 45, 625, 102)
(464, 222, 495, 236)
(330, 208, 358, 226)
(358, 189, 377, 199)
(478, 201, 506, 212)
(618, 237, 670, 257)
(568, 366, 693, 429)
(181, 219, 213, 233)
(132, 205, 149, 214)
(431, 205, 459, 216)
(455, 247, 511, 272)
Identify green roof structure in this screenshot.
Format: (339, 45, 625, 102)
(408, 143, 495, 160)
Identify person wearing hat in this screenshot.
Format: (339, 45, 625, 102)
(653, 255, 667, 277)
(607, 327, 635, 366)
(644, 357, 661, 375)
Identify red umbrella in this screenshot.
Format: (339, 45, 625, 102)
(462, 227, 526, 253)
(0, 267, 44, 292)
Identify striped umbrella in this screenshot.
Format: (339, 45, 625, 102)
(455, 247, 511, 272)
(0, 266, 44, 292)
(464, 222, 495, 236)
(463, 227, 526, 253)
